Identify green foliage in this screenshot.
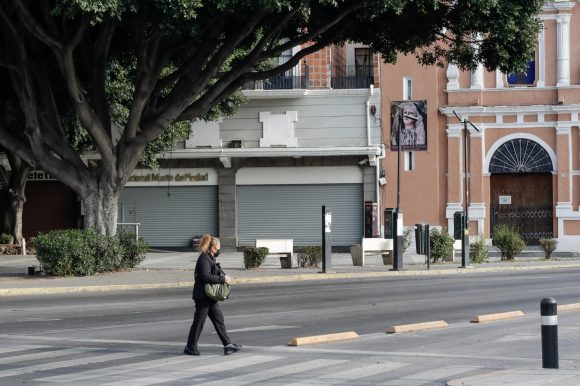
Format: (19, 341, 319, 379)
(429, 228, 454, 263)
(538, 238, 558, 260)
(117, 230, 149, 268)
(493, 225, 525, 261)
(243, 247, 269, 269)
(296, 246, 322, 268)
(469, 237, 488, 264)
(0, 233, 13, 244)
(32, 228, 149, 276)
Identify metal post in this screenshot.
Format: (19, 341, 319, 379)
(391, 112, 403, 271)
(321, 206, 332, 273)
(541, 297, 559, 369)
(426, 224, 430, 270)
(461, 119, 470, 268)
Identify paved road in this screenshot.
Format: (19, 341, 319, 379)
(1, 269, 580, 384)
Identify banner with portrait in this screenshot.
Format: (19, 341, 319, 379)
(390, 100, 427, 151)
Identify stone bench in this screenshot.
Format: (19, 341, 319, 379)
(255, 239, 295, 268)
(350, 238, 393, 266)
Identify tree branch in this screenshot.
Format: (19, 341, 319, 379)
(11, 0, 63, 51)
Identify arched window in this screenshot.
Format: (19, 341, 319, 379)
(489, 138, 553, 173)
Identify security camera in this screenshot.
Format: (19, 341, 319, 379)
(358, 158, 369, 165)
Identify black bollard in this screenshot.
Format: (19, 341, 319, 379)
(541, 297, 559, 369)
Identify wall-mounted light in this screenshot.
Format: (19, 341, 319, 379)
(370, 105, 377, 115)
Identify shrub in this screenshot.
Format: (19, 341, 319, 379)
(243, 247, 269, 269)
(32, 229, 93, 276)
(32, 228, 149, 276)
(0, 233, 14, 244)
(402, 227, 413, 253)
(429, 228, 454, 263)
(469, 237, 488, 264)
(296, 246, 322, 268)
(117, 230, 149, 268)
(538, 238, 558, 259)
(493, 225, 525, 260)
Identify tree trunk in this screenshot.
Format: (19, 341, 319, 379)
(81, 182, 120, 237)
(1, 157, 32, 246)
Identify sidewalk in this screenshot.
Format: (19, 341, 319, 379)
(2, 250, 580, 294)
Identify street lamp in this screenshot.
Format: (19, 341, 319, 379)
(453, 111, 480, 268)
(390, 113, 417, 271)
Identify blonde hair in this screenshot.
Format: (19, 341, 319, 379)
(198, 234, 220, 253)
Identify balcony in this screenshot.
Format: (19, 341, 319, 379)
(243, 66, 310, 91)
(331, 65, 374, 89)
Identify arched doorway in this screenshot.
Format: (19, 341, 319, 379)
(489, 138, 554, 245)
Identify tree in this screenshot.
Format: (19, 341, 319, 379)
(0, 0, 544, 236)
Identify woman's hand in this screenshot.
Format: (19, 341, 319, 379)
(224, 275, 232, 284)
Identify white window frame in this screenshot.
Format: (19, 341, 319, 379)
(403, 76, 413, 100)
(404, 151, 415, 171)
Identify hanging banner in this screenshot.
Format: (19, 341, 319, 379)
(390, 100, 428, 151)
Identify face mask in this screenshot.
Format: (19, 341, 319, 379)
(214, 250, 221, 257)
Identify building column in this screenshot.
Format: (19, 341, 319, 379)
(445, 125, 462, 231)
(556, 14, 571, 87)
(468, 126, 485, 237)
(537, 23, 545, 87)
(470, 64, 484, 89)
(218, 168, 237, 248)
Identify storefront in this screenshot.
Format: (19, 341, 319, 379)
(236, 166, 364, 247)
(118, 168, 218, 247)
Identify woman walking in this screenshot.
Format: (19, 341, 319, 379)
(184, 235, 241, 356)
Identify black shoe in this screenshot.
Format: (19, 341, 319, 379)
(183, 346, 200, 356)
(224, 343, 241, 355)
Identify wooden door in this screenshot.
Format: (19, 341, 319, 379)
(490, 173, 553, 245)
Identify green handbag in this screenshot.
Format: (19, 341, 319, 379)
(203, 264, 231, 301)
(204, 282, 231, 301)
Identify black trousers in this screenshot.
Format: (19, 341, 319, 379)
(186, 298, 232, 348)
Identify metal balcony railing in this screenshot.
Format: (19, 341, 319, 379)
(331, 65, 374, 89)
(243, 66, 310, 90)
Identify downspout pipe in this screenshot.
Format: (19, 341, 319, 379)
(376, 144, 386, 236)
(366, 84, 374, 147)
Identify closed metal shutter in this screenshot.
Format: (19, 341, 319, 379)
(237, 184, 363, 246)
(23, 181, 79, 239)
(118, 186, 218, 247)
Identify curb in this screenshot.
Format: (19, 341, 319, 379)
(2, 263, 580, 296)
(386, 320, 448, 334)
(287, 331, 359, 346)
(470, 310, 525, 323)
(559, 303, 580, 313)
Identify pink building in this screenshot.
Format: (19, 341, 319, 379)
(381, 0, 580, 252)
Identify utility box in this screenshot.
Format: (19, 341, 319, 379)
(453, 211, 465, 240)
(384, 208, 396, 239)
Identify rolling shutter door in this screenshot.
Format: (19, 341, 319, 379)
(118, 186, 218, 247)
(23, 181, 79, 239)
(237, 184, 363, 246)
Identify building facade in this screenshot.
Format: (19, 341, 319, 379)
(381, 0, 580, 251)
(119, 43, 384, 248)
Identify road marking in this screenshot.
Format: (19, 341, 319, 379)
(224, 325, 296, 333)
(283, 361, 408, 385)
(199, 358, 346, 386)
(0, 350, 148, 379)
(0, 347, 97, 365)
(0, 345, 48, 354)
(381, 365, 480, 384)
(35, 354, 215, 383)
(103, 355, 283, 386)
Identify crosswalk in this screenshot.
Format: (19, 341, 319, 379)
(0, 343, 486, 385)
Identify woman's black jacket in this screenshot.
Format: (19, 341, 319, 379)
(192, 252, 225, 300)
